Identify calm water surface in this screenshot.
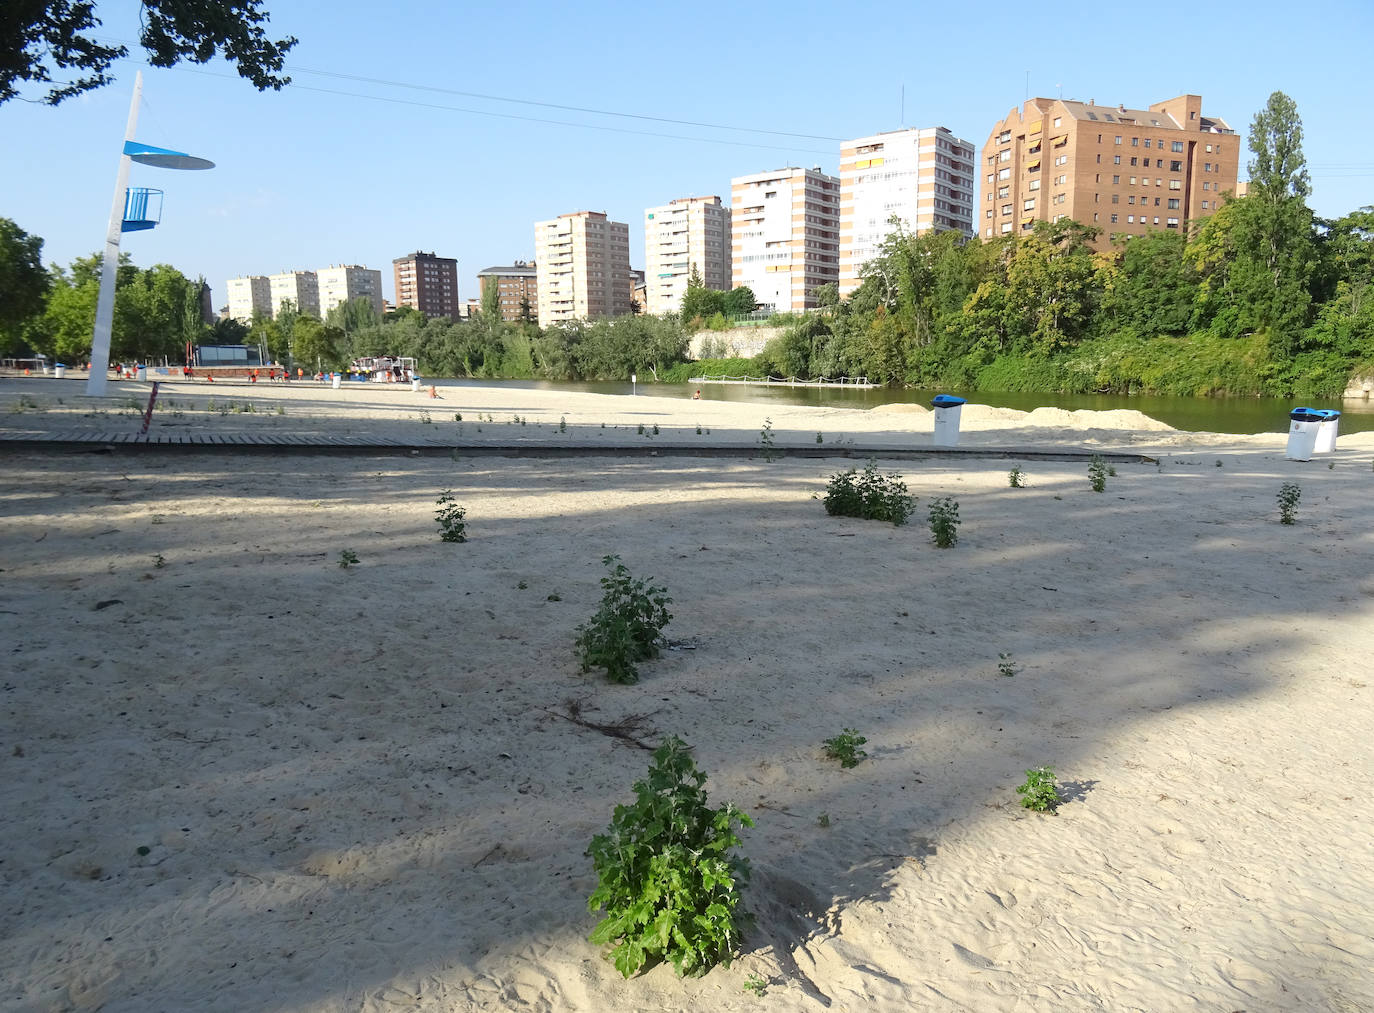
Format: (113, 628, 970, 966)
(434, 378, 1374, 437)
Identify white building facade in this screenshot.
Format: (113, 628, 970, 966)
(267, 271, 320, 318)
(534, 211, 631, 323)
(643, 196, 731, 316)
(226, 275, 271, 322)
(839, 127, 976, 296)
(730, 167, 840, 313)
(317, 265, 384, 318)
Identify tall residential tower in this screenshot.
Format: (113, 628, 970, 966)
(643, 195, 731, 316)
(980, 94, 1238, 248)
(730, 167, 840, 312)
(534, 211, 632, 322)
(838, 127, 976, 295)
(393, 251, 459, 320)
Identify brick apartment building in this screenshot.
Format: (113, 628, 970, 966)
(393, 251, 459, 320)
(476, 261, 538, 322)
(731, 167, 840, 312)
(981, 93, 1239, 249)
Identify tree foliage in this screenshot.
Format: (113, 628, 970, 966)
(2, 0, 297, 106)
(0, 217, 49, 353)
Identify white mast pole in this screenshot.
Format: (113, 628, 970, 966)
(86, 71, 143, 396)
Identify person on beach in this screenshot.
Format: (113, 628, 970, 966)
(693, 389, 701, 399)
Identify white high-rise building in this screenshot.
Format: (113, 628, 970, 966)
(226, 275, 271, 322)
(534, 211, 631, 323)
(317, 265, 384, 318)
(643, 196, 731, 316)
(838, 127, 976, 295)
(730, 167, 840, 313)
(267, 270, 320, 317)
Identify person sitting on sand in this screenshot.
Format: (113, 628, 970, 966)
(693, 389, 701, 399)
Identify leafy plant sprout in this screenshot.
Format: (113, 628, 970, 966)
(435, 490, 468, 542)
(1277, 482, 1301, 525)
(637, 422, 646, 435)
(1016, 767, 1059, 813)
(454, 412, 463, 422)
(822, 729, 868, 769)
(759, 417, 776, 462)
(587, 736, 752, 978)
(575, 555, 672, 684)
(1088, 455, 1108, 493)
(652, 423, 660, 435)
(744, 974, 768, 997)
(928, 496, 960, 548)
(337, 549, 359, 569)
(151, 554, 165, 569)
(998, 652, 1016, 677)
(559, 415, 567, 433)
(1008, 465, 1025, 488)
(816, 432, 823, 444)
(823, 459, 915, 525)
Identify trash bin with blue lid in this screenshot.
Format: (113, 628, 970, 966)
(1285, 407, 1322, 461)
(1314, 409, 1341, 454)
(931, 394, 967, 447)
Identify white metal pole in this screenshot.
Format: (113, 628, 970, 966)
(86, 71, 143, 396)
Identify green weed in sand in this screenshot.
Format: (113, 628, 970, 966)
(575, 555, 671, 685)
(1016, 767, 1059, 812)
(822, 729, 867, 768)
(436, 491, 467, 543)
(587, 736, 752, 978)
(1277, 482, 1301, 525)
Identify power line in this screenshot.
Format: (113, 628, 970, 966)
(172, 66, 833, 155)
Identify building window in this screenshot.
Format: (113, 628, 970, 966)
(1172, 140, 1184, 152)
(1127, 215, 1135, 223)
(998, 167, 1011, 180)
(1131, 137, 1139, 147)
(1029, 179, 1040, 191)
(1112, 175, 1120, 184)
(1170, 160, 1183, 172)
(1110, 213, 1119, 223)
(1112, 194, 1119, 204)
(1023, 198, 1036, 211)
(1168, 198, 1180, 209)
(1053, 116, 1062, 127)
(1115, 136, 1122, 144)
(1169, 179, 1182, 190)
(986, 209, 993, 219)
(1001, 204, 1012, 216)
(998, 185, 1010, 198)
(1000, 222, 1013, 234)
(1129, 176, 1137, 185)
(1128, 195, 1136, 205)
(1114, 155, 1122, 165)
(1201, 200, 1209, 209)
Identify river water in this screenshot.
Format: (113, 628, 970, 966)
(433, 378, 1374, 437)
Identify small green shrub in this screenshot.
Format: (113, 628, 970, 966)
(559, 415, 567, 433)
(587, 736, 752, 978)
(997, 652, 1016, 677)
(436, 490, 468, 542)
(822, 729, 867, 768)
(759, 418, 775, 462)
(928, 496, 960, 548)
(1016, 767, 1059, 813)
(744, 974, 768, 997)
(1088, 455, 1108, 493)
(1277, 482, 1301, 525)
(338, 549, 359, 569)
(816, 432, 823, 444)
(823, 459, 915, 525)
(575, 555, 673, 684)
(1008, 466, 1025, 488)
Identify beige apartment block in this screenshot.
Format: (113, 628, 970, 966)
(980, 94, 1239, 250)
(393, 252, 459, 321)
(267, 270, 320, 318)
(731, 167, 840, 312)
(839, 127, 976, 296)
(316, 265, 384, 319)
(226, 275, 271, 322)
(476, 261, 539, 322)
(534, 211, 632, 322)
(643, 195, 731, 315)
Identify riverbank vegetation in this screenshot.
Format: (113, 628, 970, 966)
(3, 92, 1368, 397)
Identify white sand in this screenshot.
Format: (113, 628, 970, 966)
(2, 377, 1373, 1012)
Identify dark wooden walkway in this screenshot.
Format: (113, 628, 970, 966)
(0, 430, 1155, 463)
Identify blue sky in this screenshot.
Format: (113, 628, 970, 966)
(2, 0, 1371, 311)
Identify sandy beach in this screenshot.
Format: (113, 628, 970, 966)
(2, 376, 1372, 1012)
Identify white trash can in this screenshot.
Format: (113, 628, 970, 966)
(411, 378, 421, 392)
(53, 364, 67, 379)
(331, 373, 341, 390)
(1285, 408, 1321, 461)
(1314, 410, 1340, 454)
(135, 365, 147, 381)
(931, 394, 967, 447)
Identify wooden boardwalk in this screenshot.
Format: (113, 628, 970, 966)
(0, 430, 1154, 463)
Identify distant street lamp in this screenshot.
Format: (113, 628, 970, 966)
(87, 71, 214, 396)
